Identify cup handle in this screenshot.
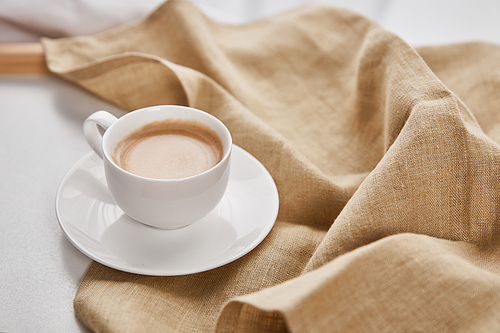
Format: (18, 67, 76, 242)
(83, 111, 118, 159)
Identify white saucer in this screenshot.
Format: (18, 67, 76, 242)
(55, 145, 279, 276)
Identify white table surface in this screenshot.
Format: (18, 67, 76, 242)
(1, 1, 499, 332)
(0, 76, 125, 332)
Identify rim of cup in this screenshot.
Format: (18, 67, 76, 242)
(101, 105, 232, 182)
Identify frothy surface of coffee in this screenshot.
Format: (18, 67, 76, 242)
(113, 119, 223, 179)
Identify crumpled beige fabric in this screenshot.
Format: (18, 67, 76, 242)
(42, 0, 500, 332)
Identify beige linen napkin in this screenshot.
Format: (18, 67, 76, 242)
(42, 0, 500, 332)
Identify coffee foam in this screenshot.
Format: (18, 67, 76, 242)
(113, 119, 223, 179)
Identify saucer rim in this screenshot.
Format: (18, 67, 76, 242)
(55, 144, 279, 276)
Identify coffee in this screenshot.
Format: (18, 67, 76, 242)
(113, 119, 223, 179)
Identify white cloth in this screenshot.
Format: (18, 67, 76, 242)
(1, 0, 500, 46)
(0, 0, 164, 42)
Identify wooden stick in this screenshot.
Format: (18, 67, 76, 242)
(0, 43, 50, 74)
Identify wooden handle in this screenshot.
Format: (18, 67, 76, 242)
(0, 43, 50, 74)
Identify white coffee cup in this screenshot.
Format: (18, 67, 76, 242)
(83, 105, 232, 229)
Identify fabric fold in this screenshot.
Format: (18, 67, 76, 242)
(43, 0, 500, 332)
